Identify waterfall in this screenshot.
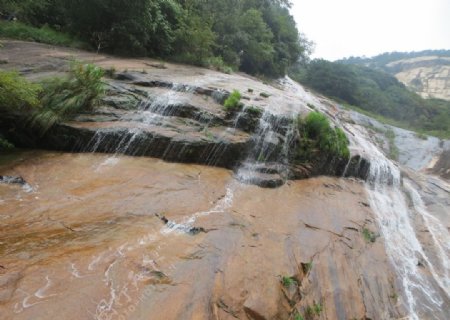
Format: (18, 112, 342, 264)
(234, 96, 302, 187)
(348, 124, 450, 319)
(80, 74, 450, 317)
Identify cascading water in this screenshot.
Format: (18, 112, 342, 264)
(347, 125, 450, 320)
(403, 180, 450, 296)
(236, 107, 299, 186)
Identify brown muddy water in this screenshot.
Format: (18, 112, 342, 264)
(0, 151, 394, 320)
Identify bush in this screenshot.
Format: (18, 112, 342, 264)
(205, 57, 234, 74)
(0, 136, 14, 151)
(223, 90, 242, 111)
(297, 112, 350, 161)
(0, 21, 85, 48)
(32, 62, 104, 133)
(0, 70, 41, 111)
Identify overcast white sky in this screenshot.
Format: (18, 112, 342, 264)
(291, 0, 450, 61)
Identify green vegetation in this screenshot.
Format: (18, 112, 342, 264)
(415, 132, 428, 140)
(281, 276, 298, 287)
(362, 228, 378, 243)
(0, 63, 104, 139)
(0, 136, 14, 151)
(0, 70, 41, 111)
(223, 90, 242, 111)
(32, 63, 104, 133)
(205, 57, 233, 74)
(294, 313, 304, 320)
(0, 20, 85, 48)
(339, 50, 450, 73)
(290, 59, 450, 139)
(305, 302, 323, 319)
(245, 106, 263, 117)
(302, 262, 313, 274)
(385, 129, 399, 161)
(296, 112, 350, 162)
(1, 0, 310, 77)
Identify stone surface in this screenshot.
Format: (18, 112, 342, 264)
(386, 56, 450, 101)
(0, 151, 402, 320)
(0, 40, 371, 185)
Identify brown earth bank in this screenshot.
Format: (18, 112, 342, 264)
(0, 151, 401, 320)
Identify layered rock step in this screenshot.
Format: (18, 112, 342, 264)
(45, 119, 252, 169)
(235, 162, 288, 188)
(6, 70, 373, 187)
(36, 74, 257, 168)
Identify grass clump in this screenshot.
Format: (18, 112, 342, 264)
(297, 112, 350, 161)
(305, 302, 323, 319)
(245, 105, 263, 117)
(362, 228, 378, 243)
(0, 21, 85, 48)
(32, 62, 104, 133)
(294, 313, 304, 320)
(281, 276, 298, 288)
(0, 70, 41, 111)
(223, 90, 242, 111)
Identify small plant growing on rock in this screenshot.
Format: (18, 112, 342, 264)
(305, 302, 323, 319)
(362, 228, 378, 243)
(223, 90, 242, 111)
(313, 303, 323, 315)
(281, 276, 297, 287)
(245, 105, 263, 117)
(296, 111, 350, 162)
(294, 313, 304, 320)
(260, 92, 270, 98)
(302, 262, 313, 274)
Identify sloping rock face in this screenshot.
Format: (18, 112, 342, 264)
(0, 151, 402, 320)
(39, 75, 253, 169)
(386, 56, 450, 101)
(0, 41, 370, 186)
(1, 42, 450, 320)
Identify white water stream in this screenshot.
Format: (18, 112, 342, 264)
(59, 76, 450, 319)
(346, 124, 450, 319)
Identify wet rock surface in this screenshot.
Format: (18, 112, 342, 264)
(0, 41, 371, 187)
(0, 151, 402, 320)
(1, 42, 449, 320)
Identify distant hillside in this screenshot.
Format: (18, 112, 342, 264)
(339, 50, 450, 101)
(289, 59, 450, 138)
